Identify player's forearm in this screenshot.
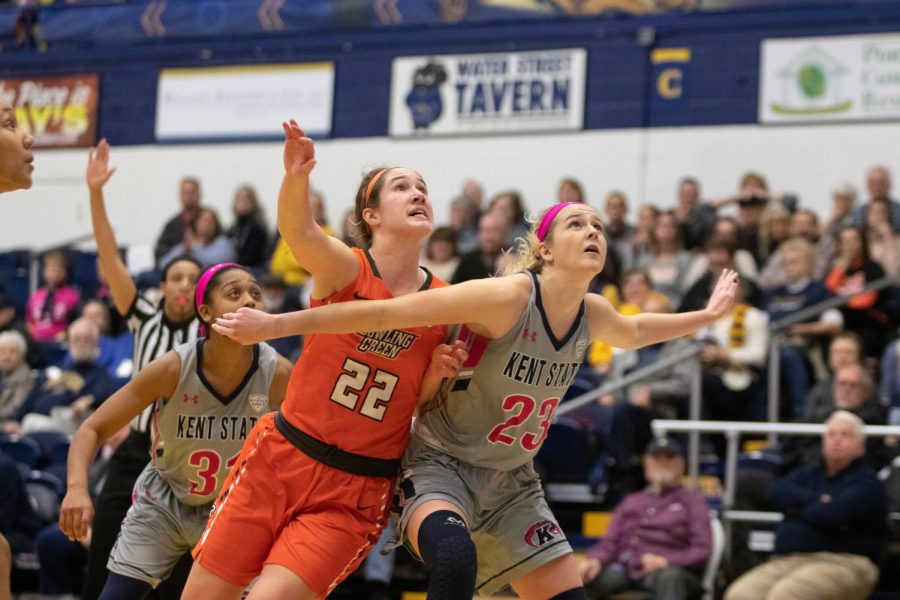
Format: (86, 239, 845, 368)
(276, 173, 318, 246)
(631, 309, 717, 348)
(89, 189, 121, 264)
(66, 425, 101, 492)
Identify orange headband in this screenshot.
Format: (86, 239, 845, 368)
(364, 168, 389, 207)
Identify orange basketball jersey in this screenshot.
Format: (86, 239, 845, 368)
(281, 248, 448, 460)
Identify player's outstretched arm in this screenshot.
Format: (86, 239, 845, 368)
(213, 276, 527, 344)
(277, 120, 358, 297)
(86, 139, 135, 316)
(59, 352, 179, 542)
(587, 268, 740, 349)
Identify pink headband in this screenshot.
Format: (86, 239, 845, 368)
(195, 262, 241, 310)
(536, 202, 579, 242)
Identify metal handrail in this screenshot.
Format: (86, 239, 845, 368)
(765, 273, 899, 443)
(651, 419, 900, 559)
(558, 342, 705, 479)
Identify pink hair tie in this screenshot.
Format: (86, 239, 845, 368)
(195, 262, 241, 310)
(536, 202, 579, 242)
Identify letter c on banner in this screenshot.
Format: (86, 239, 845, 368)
(657, 68, 683, 99)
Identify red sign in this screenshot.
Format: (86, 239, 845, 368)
(0, 73, 100, 148)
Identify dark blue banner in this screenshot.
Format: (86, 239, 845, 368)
(3, 0, 896, 47)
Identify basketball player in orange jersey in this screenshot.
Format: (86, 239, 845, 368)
(182, 121, 466, 599)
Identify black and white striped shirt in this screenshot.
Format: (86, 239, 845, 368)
(126, 294, 201, 432)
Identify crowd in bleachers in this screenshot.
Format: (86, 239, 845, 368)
(1, 162, 900, 599)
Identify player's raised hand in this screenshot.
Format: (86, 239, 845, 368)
(212, 307, 278, 345)
(59, 487, 94, 542)
(282, 119, 316, 177)
(86, 139, 116, 192)
(705, 268, 740, 320)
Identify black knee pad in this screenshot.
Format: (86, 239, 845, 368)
(417, 510, 477, 600)
(548, 588, 587, 600)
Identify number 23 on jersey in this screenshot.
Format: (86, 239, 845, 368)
(487, 394, 560, 451)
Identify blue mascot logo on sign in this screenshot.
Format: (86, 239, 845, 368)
(405, 61, 448, 131)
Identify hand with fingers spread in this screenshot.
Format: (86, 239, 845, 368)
(59, 486, 94, 542)
(282, 120, 316, 177)
(212, 307, 279, 345)
(705, 268, 740, 320)
(86, 139, 116, 193)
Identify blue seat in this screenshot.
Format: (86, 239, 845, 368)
(23, 430, 69, 467)
(26, 469, 64, 497)
(68, 249, 100, 298)
(0, 436, 42, 468)
(25, 477, 62, 524)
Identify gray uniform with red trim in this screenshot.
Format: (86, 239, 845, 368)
(107, 339, 277, 587)
(394, 271, 591, 595)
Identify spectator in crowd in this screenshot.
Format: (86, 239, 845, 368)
(579, 438, 712, 600)
(758, 203, 792, 268)
(733, 172, 771, 268)
(763, 239, 842, 418)
(73, 299, 133, 386)
(227, 184, 270, 270)
(158, 206, 236, 268)
(451, 208, 509, 283)
(586, 269, 671, 377)
(825, 226, 890, 360)
(270, 188, 334, 286)
(852, 165, 900, 231)
(673, 176, 716, 252)
(698, 282, 769, 428)
(636, 210, 696, 307)
(823, 182, 858, 242)
(0, 330, 39, 421)
(2, 318, 120, 436)
(604, 191, 637, 266)
(630, 203, 660, 268)
(487, 190, 529, 247)
(0, 292, 39, 368)
(725, 411, 885, 600)
(461, 177, 485, 213)
(420, 226, 460, 282)
(447, 195, 480, 254)
(153, 176, 202, 266)
(25, 249, 80, 343)
(759, 209, 829, 287)
(802, 332, 866, 423)
(882, 337, 900, 426)
(863, 197, 900, 279)
(558, 177, 585, 204)
(257, 273, 303, 361)
(680, 238, 762, 313)
(686, 217, 759, 285)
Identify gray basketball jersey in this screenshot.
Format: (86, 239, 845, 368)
(149, 340, 277, 505)
(415, 271, 590, 471)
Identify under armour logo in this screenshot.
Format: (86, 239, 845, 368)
(182, 393, 199, 404)
(522, 328, 537, 342)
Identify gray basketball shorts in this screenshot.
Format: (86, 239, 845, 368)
(107, 463, 213, 588)
(391, 434, 572, 596)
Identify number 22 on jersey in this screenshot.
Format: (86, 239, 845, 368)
(330, 357, 399, 422)
(487, 394, 560, 451)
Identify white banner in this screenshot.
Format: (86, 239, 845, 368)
(389, 48, 586, 136)
(760, 33, 900, 123)
(155, 63, 334, 141)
